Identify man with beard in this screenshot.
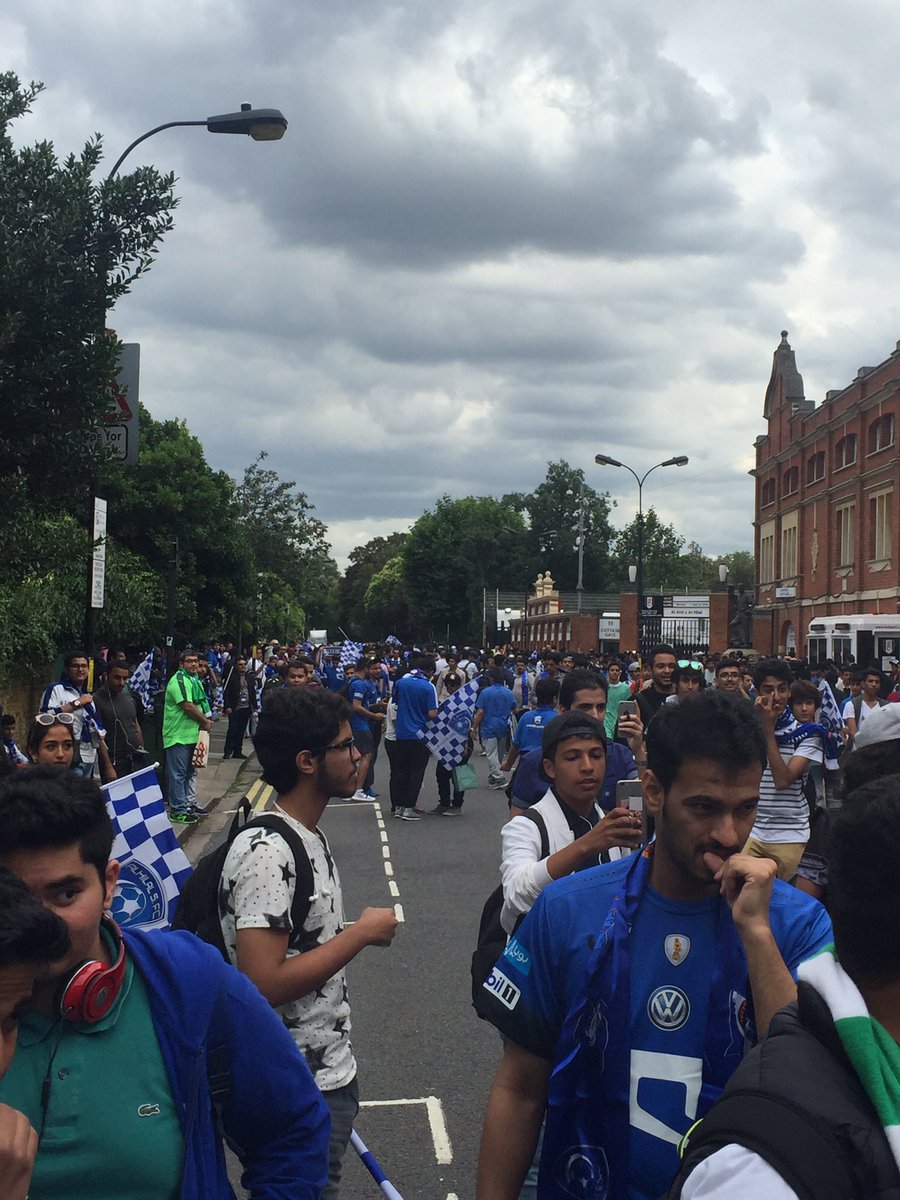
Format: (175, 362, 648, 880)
(220, 687, 398, 1199)
(476, 690, 831, 1200)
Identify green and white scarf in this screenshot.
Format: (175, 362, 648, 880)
(799, 944, 900, 1172)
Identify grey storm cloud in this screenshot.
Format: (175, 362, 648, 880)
(7, 0, 900, 566)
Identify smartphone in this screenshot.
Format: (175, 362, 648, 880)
(618, 699, 637, 719)
(616, 779, 647, 841)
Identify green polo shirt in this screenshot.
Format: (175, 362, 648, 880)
(0, 934, 183, 1199)
(162, 669, 209, 748)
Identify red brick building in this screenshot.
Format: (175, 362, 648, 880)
(752, 331, 900, 655)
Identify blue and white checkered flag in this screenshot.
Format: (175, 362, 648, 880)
(817, 677, 846, 770)
(102, 765, 192, 931)
(339, 640, 364, 671)
(128, 650, 154, 708)
(417, 679, 479, 770)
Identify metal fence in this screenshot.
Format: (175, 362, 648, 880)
(638, 617, 710, 659)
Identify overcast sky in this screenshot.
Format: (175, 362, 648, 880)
(7, 1, 900, 575)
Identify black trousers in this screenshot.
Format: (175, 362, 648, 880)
(224, 707, 251, 756)
(435, 762, 464, 809)
(390, 739, 431, 810)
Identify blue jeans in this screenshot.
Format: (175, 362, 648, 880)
(165, 742, 195, 812)
(322, 1076, 359, 1200)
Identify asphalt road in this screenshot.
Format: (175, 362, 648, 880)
(186, 744, 509, 1200)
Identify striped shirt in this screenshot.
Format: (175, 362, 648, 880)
(751, 715, 823, 844)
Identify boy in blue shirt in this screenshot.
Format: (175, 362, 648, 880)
(473, 668, 517, 789)
(502, 677, 559, 774)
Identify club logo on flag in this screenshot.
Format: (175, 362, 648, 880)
(102, 765, 193, 931)
(417, 679, 479, 770)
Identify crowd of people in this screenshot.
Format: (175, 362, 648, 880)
(2, 633, 900, 1197)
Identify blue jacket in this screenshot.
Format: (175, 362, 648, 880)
(511, 740, 638, 811)
(126, 927, 330, 1199)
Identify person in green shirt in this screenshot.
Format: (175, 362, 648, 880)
(0, 863, 70, 1200)
(604, 660, 633, 740)
(162, 650, 212, 824)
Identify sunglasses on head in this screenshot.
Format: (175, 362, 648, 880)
(677, 660, 704, 671)
(35, 712, 75, 726)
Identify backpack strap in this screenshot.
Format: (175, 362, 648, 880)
(241, 815, 315, 940)
(673, 1088, 861, 1200)
(519, 808, 550, 858)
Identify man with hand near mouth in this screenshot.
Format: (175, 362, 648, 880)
(476, 690, 832, 1200)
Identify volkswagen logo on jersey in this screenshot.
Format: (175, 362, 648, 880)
(664, 934, 690, 965)
(647, 986, 691, 1031)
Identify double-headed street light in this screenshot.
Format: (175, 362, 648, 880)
(594, 452, 689, 652)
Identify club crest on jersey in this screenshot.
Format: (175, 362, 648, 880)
(664, 934, 690, 966)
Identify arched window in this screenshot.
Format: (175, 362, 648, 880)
(835, 434, 857, 469)
(782, 466, 799, 497)
(761, 478, 776, 506)
(868, 414, 895, 455)
(806, 452, 825, 484)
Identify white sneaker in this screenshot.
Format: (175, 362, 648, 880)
(351, 789, 369, 801)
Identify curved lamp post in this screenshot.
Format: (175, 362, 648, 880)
(594, 453, 689, 651)
(85, 103, 288, 657)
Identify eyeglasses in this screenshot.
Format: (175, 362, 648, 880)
(34, 712, 75, 726)
(313, 736, 356, 756)
(677, 660, 704, 671)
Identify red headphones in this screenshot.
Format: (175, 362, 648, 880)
(57, 916, 127, 1024)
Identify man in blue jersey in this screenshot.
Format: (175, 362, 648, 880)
(476, 690, 832, 1200)
(390, 656, 438, 821)
(346, 659, 384, 801)
(501, 677, 560, 775)
(473, 668, 517, 789)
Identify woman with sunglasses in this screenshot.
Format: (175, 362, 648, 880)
(664, 659, 707, 704)
(25, 713, 76, 768)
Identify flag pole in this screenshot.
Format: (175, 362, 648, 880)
(349, 1129, 405, 1200)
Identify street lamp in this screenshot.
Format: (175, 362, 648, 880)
(106, 104, 288, 177)
(594, 452, 689, 652)
(85, 102, 288, 660)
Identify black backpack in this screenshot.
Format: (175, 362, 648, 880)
(471, 809, 549, 1020)
(171, 796, 314, 960)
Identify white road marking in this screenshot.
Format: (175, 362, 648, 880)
(358, 1097, 452, 1164)
(388, 880, 399, 897)
(384, 861, 394, 877)
(382, 845, 390, 859)
(394, 903, 405, 923)
(380, 830, 389, 843)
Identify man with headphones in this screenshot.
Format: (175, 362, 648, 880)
(0, 766, 331, 1200)
(0, 864, 70, 1200)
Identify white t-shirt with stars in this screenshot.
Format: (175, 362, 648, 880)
(218, 807, 356, 1091)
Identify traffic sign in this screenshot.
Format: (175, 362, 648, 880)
(99, 343, 140, 464)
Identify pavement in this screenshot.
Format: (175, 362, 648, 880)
(170, 718, 258, 848)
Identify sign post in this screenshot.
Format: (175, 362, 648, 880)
(101, 343, 140, 464)
(90, 498, 108, 609)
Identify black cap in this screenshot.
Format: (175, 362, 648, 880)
(539, 712, 607, 782)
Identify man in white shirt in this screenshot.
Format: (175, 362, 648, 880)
(744, 659, 823, 881)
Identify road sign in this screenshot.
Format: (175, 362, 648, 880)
(100, 343, 140, 464)
(90, 498, 108, 609)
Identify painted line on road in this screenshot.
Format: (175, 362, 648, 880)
(394, 903, 405, 924)
(373, 801, 404, 917)
(358, 1096, 452, 1164)
(384, 861, 394, 877)
(388, 880, 399, 897)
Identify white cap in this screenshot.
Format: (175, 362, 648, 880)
(853, 703, 900, 750)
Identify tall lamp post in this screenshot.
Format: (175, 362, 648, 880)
(594, 453, 689, 652)
(85, 103, 288, 660)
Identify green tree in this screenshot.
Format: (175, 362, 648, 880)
(339, 533, 408, 638)
(608, 508, 686, 592)
(100, 406, 253, 644)
(234, 453, 339, 634)
(503, 460, 615, 591)
(0, 73, 176, 522)
(363, 555, 409, 636)
(402, 497, 529, 641)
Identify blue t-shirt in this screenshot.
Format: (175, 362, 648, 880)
(513, 706, 557, 753)
(512, 741, 638, 811)
(476, 683, 517, 738)
(394, 674, 438, 740)
(348, 677, 377, 731)
(485, 858, 832, 1200)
